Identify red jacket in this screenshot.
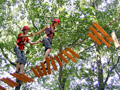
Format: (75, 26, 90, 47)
(16, 33, 29, 51)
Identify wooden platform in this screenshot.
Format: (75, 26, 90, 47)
(58, 53, 69, 64)
(45, 57, 51, 74)
(61, 50, 77, 62)
(65, 47, 80, 58)
(88, 22, 113, 47)
(10, 73, 33, 83)
(31, 67, 41, 78)
(89, 26, 111, 47)
(88, 32, 102, 45)
(0, 77, 18, 88)
(93, 22, 113, 42)
(54, 55, 63, 67)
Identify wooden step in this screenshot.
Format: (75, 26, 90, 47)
(58, 53, 69, 64)
(1, 78, 14, 88)
(20, 73, 33, 82)
(41, 62, 47, 75)
(111, 31, 120, 49)
(31, 67, 40, 78)
(6, 78, 18, 87)
(14, 73, 27, 83)
(35, 65, 44, 76)
(4, 78, 15, 87)
(65, 47, 80, 58)
(89, 26, 111, 47)
(61, 50, 77, 62)
(54, 55, 63, 67)
(19, 74, 31, 82)
(0, 85, 6, 90)
(10, 73, 27, 83)
(88, 32, 102, 45)
(50, 57, 57, 71)
(93, 22, 113, 42)
(45, 57, 51, 74)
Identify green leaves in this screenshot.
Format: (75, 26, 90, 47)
(1, 0, 120, 90)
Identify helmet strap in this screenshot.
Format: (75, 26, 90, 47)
(52, 21, 56, 29)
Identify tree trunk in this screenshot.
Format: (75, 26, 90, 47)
(15, 79, 22, 90)
(61, 77, 67, 89)
(58, 67, 63, 90)
(58, 42, 63, 90)
(58, 42, 67, 90)
(15, 69, 22, 90)
(96, 48, 104, 90)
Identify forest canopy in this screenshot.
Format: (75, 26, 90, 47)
(0, 0, 120, 90)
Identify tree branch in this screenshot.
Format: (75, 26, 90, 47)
(31, 21, 39, 31)
(104, 57, 119, 83)
(14, 22, 22, 30)
(68, 31, 89, 48)
(0, 49, 16, 67)
(79, 44, 95, 54)
(115, 69, 120, 79)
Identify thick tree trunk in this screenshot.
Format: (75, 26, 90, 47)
(58, 42, 64, 90)
(58, 67, 67, 90)
(15, 69, 22, 90)
(61, 77, 67, 89)
(15, 79, 22, 90)
(58, 67, 63, 90)
(96, 48, 105, 90)
(58, 42, 67, 90)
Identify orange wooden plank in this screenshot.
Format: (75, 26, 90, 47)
(111, 32, 120, 48)
(18, 74, 31, 83)
(66, 47, 80, 58)
(20, 74, 33, 82)
(58, 53, 69, 64)
(10, 73, 27, 83)
(4, 78, 15, 87)
(35, 65, 44, 76)
(14, 73, 27, 83)
(31, 67, 40, 78)
(54, 55, 63, 67)
(45, 57, 51, 74)
(89, 26, 111, 47)
(0, 85, 6, 90)
(1, 78, 14, 88)
(88, 32, 102, 45)
(61, 50, 77, 62)
(6, 78, 18, 87)
(41, 62, 47, 75)
(50, 57, 57, 71)
(93, 22, 113, 42)
(17, 74, 30, 83)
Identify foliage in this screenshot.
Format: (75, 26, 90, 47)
(0, 0, 120, 90)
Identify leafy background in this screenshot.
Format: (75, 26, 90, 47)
(0, 0, 120, 90)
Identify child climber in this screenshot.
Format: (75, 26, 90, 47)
(14, 26, 42, 74)
(31, 18, 60, 61)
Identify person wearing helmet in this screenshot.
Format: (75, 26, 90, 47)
(14, 26, 42, 74)
(31, 18, 60, 61)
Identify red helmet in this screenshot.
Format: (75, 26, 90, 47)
(23, 26, 29, 30)
(52, 18, 60, 24)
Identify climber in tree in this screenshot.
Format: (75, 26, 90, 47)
(31, 18, 60, 61)
(14, 26, 42, 74)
